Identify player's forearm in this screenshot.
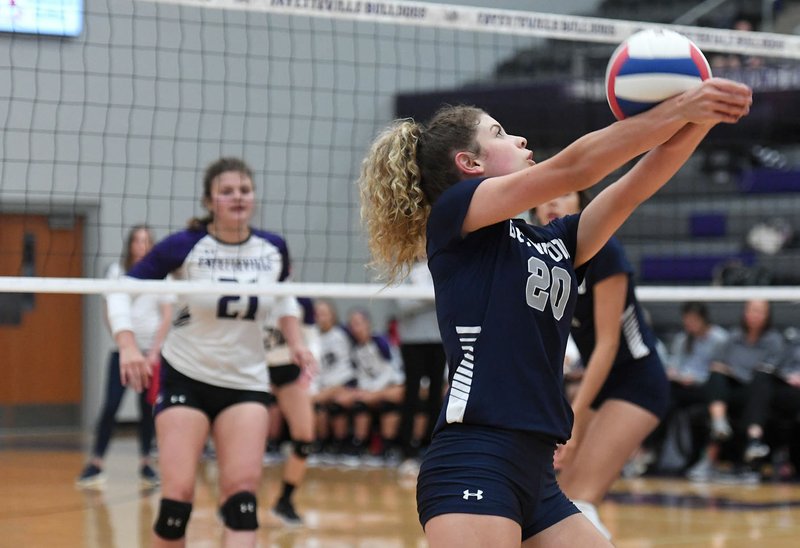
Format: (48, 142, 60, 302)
(547, 100, 688, 189)
(150, 304, 173, 353)
(574, 124, 710, 266)
(278, 314, 305, 350)
(571, 343, 618, 413)
(115, 329, 138, 351)
(106, 291, 133, 336)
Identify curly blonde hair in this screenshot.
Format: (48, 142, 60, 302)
(358, 106, 483, 283)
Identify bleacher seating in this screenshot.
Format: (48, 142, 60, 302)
(487, 0, 800, 337)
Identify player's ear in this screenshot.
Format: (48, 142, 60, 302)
(454, 151, 483, 176)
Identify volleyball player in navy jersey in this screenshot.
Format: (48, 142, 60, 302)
(533, 192, 669, 539)
(108, 157, 315, 547)
(358, 78, 750, 547)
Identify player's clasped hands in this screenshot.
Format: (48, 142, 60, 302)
(671, 77, 753, 125)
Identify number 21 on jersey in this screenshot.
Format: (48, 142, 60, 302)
(216, 277, 258, 320)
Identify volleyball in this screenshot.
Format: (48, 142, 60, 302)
(605, 28, 712, 120)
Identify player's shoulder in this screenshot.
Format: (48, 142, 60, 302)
(143, 229, 208, 270)
(251, 228, 288, 251)
(158, 228, 208, 250)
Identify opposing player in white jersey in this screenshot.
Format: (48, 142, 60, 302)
(359, 79, 750, 547)
(262, 297, 319, 526)
(344, 308, 405, 460)
(77, 224, 172, 489)
(108, 157, 314, 547)
(311, 300, 357, 457)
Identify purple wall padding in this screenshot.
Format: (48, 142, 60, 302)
(640, 252, 755, 282)
(739, 168, 800, 194)
(689, 212, 727, 238)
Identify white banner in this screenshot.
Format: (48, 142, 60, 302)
(138, 0, 800, 59)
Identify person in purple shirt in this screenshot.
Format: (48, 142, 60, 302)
(358, 78, 750, 547)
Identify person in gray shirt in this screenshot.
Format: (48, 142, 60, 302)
(667, 302, 729, 388)
(739, 336, 800, 467)
(686, 299, 784, 481)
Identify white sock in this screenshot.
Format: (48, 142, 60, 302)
(572, 499, 612, 540)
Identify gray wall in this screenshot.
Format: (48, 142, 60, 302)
(0, 0, 599, 425)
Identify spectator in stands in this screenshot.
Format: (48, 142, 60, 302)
(336, 308, 404, 463)
(667, 302, 730, 403)
(649, 302, 729, 472)
(686, 299, 785, 481)
(396, 256, 446, 459)
(710, 16, 764, 70)
(739, 336, 800, 467)
(311, 300, 356, 459)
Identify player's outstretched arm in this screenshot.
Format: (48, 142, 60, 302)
(465, 78, 751, 235)
(573, 80, 751, 267)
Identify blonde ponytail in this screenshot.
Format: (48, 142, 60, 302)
(358, 120, 429, 284)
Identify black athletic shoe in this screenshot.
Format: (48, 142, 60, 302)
(140, 464, 160, 487)
(76, 464, 107, 488)
(272, 498, 303, 527)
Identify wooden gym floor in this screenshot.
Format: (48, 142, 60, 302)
(2, 432, 800, 547)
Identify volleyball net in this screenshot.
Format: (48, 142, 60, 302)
(1, 0, 800, 313)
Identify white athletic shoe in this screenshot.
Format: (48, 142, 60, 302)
(572, 500, 612, 540)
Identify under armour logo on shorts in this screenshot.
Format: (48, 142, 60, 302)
(462, 489, 483, 500)
(170, 394, 187, 404)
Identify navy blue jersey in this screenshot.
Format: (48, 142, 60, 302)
(427, 178, 582, 442)
(570, 237, 659, 367)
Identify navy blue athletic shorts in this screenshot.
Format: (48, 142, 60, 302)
(591, 353, 669, 419)
(417, 424, 579, 540)
(154, 359, 271, 423)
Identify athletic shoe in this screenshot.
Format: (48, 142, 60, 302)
(715, 467, 761, 485)
(76, 464, 107, 488)
(272, 498, 303, 527)
(686, 456, 715, 482)
(572, 500, 612, 540)
(710, 417, 733, 441)
(262, 448, 285, 466)
(140, 464, 160, 488)
(744, 439, 770, 462)
(381, 446, 404, 468)
(397, 458, 421, 477)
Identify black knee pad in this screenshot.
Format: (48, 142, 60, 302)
(292, 440, 315, 459)
(351, 401, 369, 414)
(326, 402, 344, 416)
(220, 491, 259, 531)
(154, 498, 192, 540)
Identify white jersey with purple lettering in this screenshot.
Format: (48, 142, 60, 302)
(314, 324, 356, 390)
(351, 335, 404, 392)
(107, 227, 299, 391)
